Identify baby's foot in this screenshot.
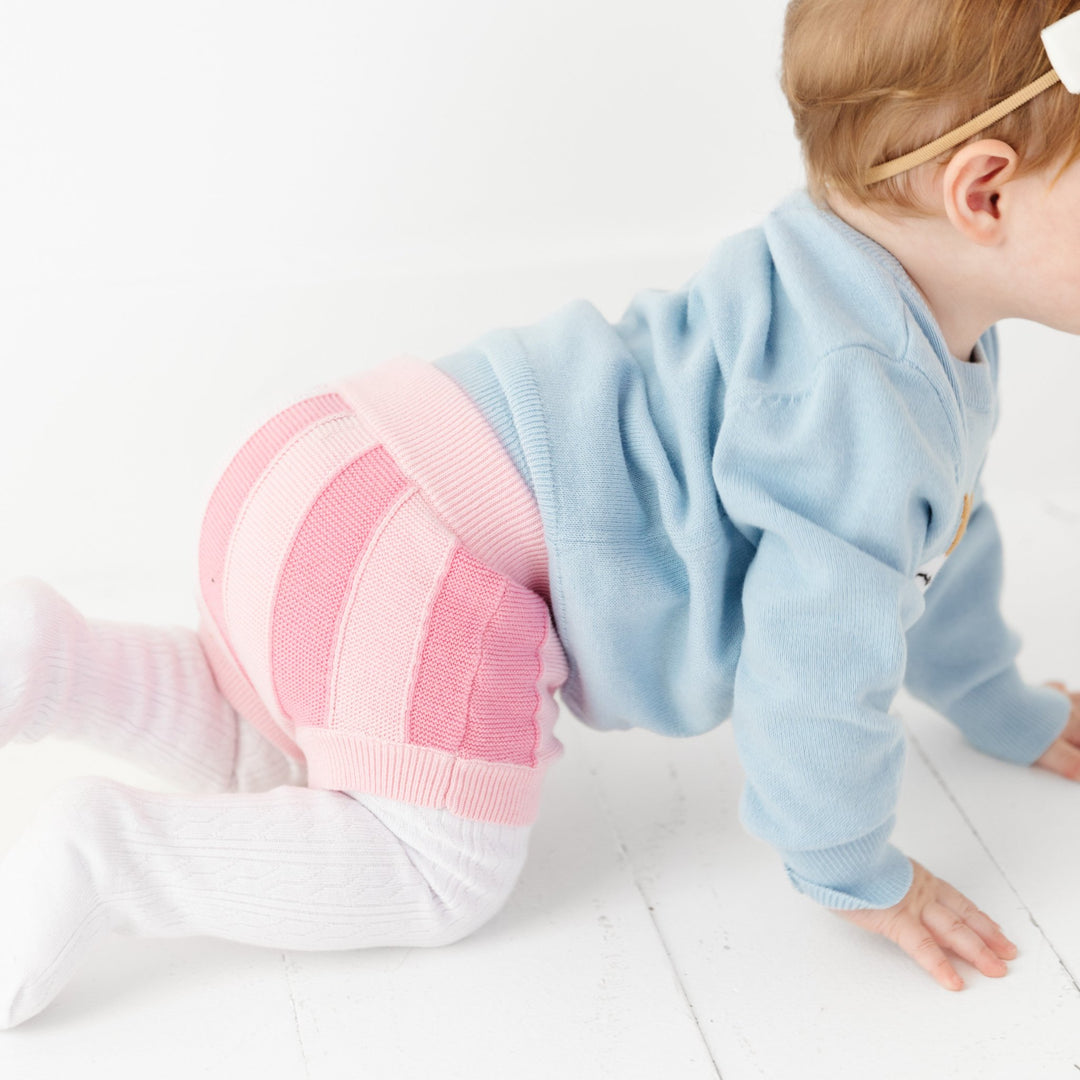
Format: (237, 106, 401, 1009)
(0, 576, 82, 746)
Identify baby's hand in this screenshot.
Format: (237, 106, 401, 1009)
(1033, 681, 1080, 781)
(830, 859, 1017, 991)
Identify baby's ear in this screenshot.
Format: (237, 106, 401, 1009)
(941, 140, 1018, 246)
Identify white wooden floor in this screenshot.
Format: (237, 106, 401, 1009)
(0, 483, 1079, 1078)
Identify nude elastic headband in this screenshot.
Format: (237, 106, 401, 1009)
(864, 10, 1080, 185)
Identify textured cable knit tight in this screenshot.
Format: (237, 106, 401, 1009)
(0, 577, 531, 1029)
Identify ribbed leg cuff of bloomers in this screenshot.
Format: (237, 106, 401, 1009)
(298, 727, 553, 827)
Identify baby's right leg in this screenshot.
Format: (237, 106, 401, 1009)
(0, 577, 306, 794)
(0, 779, 530, 1029)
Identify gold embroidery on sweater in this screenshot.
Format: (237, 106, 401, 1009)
(946, 494, 973, 556)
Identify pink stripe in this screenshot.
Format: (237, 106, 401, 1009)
(271, 445, 409, 728)
(406, 548, 505, 757)
(461, 579, 547, 765)
(198, 394, 348, 646)
(407, 547, 540, 766)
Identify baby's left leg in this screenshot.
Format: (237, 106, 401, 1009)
(0, 576, 305, 793)
(0, 778, 528, 1029)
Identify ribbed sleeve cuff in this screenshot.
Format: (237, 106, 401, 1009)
(947, 667, 1069, 765)
(781, 820, 913, 910)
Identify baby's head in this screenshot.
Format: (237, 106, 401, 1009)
(780, 0, 1080, 354)
(782, 0, 1080, 217)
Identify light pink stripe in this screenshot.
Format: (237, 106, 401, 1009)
(334, 358, 549, 599)
(272, 446, 410, 729)
(221, 413, 379, 719)
(194, 588, 303, 759)
(198, 393, 348, 646)
(328, 489, 456, 740)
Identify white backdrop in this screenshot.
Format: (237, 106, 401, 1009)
(0, 0, 1078, 627)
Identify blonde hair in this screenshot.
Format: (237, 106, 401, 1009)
(781, 0, 1080, 217)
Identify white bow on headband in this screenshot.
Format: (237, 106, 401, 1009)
(865, 10, 1080, 184)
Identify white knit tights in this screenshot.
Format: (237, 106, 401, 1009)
(0, 577, 532, 1030)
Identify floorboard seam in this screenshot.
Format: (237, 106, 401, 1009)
(587, 763, 725, 1079)
(631, 868, 725, 1080)
(281, 952, 312, 1080)
(907, 726, 1080, 997)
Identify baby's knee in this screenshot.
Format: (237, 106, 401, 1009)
(415, 828, 530, 947)
(424, 868, 522, 947)
(343, 792, 531, 948)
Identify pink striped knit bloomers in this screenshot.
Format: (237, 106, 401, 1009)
(194, 358, 568, 828)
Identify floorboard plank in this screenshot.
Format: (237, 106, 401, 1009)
(577, 702, 1080, 1079)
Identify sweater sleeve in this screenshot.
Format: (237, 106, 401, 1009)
(903, 482, 1069, 763)
(714, 348, 959, 911)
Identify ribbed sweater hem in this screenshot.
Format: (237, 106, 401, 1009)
(780, 822, 914, 910)
(947, 666, 1070, 765)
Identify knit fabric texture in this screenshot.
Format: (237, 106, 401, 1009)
(196, 360, 567, 828)
(0, 777, 529, 1029)
(432, 185, 1071, 910)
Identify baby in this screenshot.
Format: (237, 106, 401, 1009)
(3, 0, 1080, 1028)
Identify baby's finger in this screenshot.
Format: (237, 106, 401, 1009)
(922, 899, 1009, 980)
(1035, 737, 1080, 782)
(891, 912, 965, 990)
(933, 882, 1018, 960)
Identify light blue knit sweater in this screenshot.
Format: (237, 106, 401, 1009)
(433, 187, 1069, 910)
